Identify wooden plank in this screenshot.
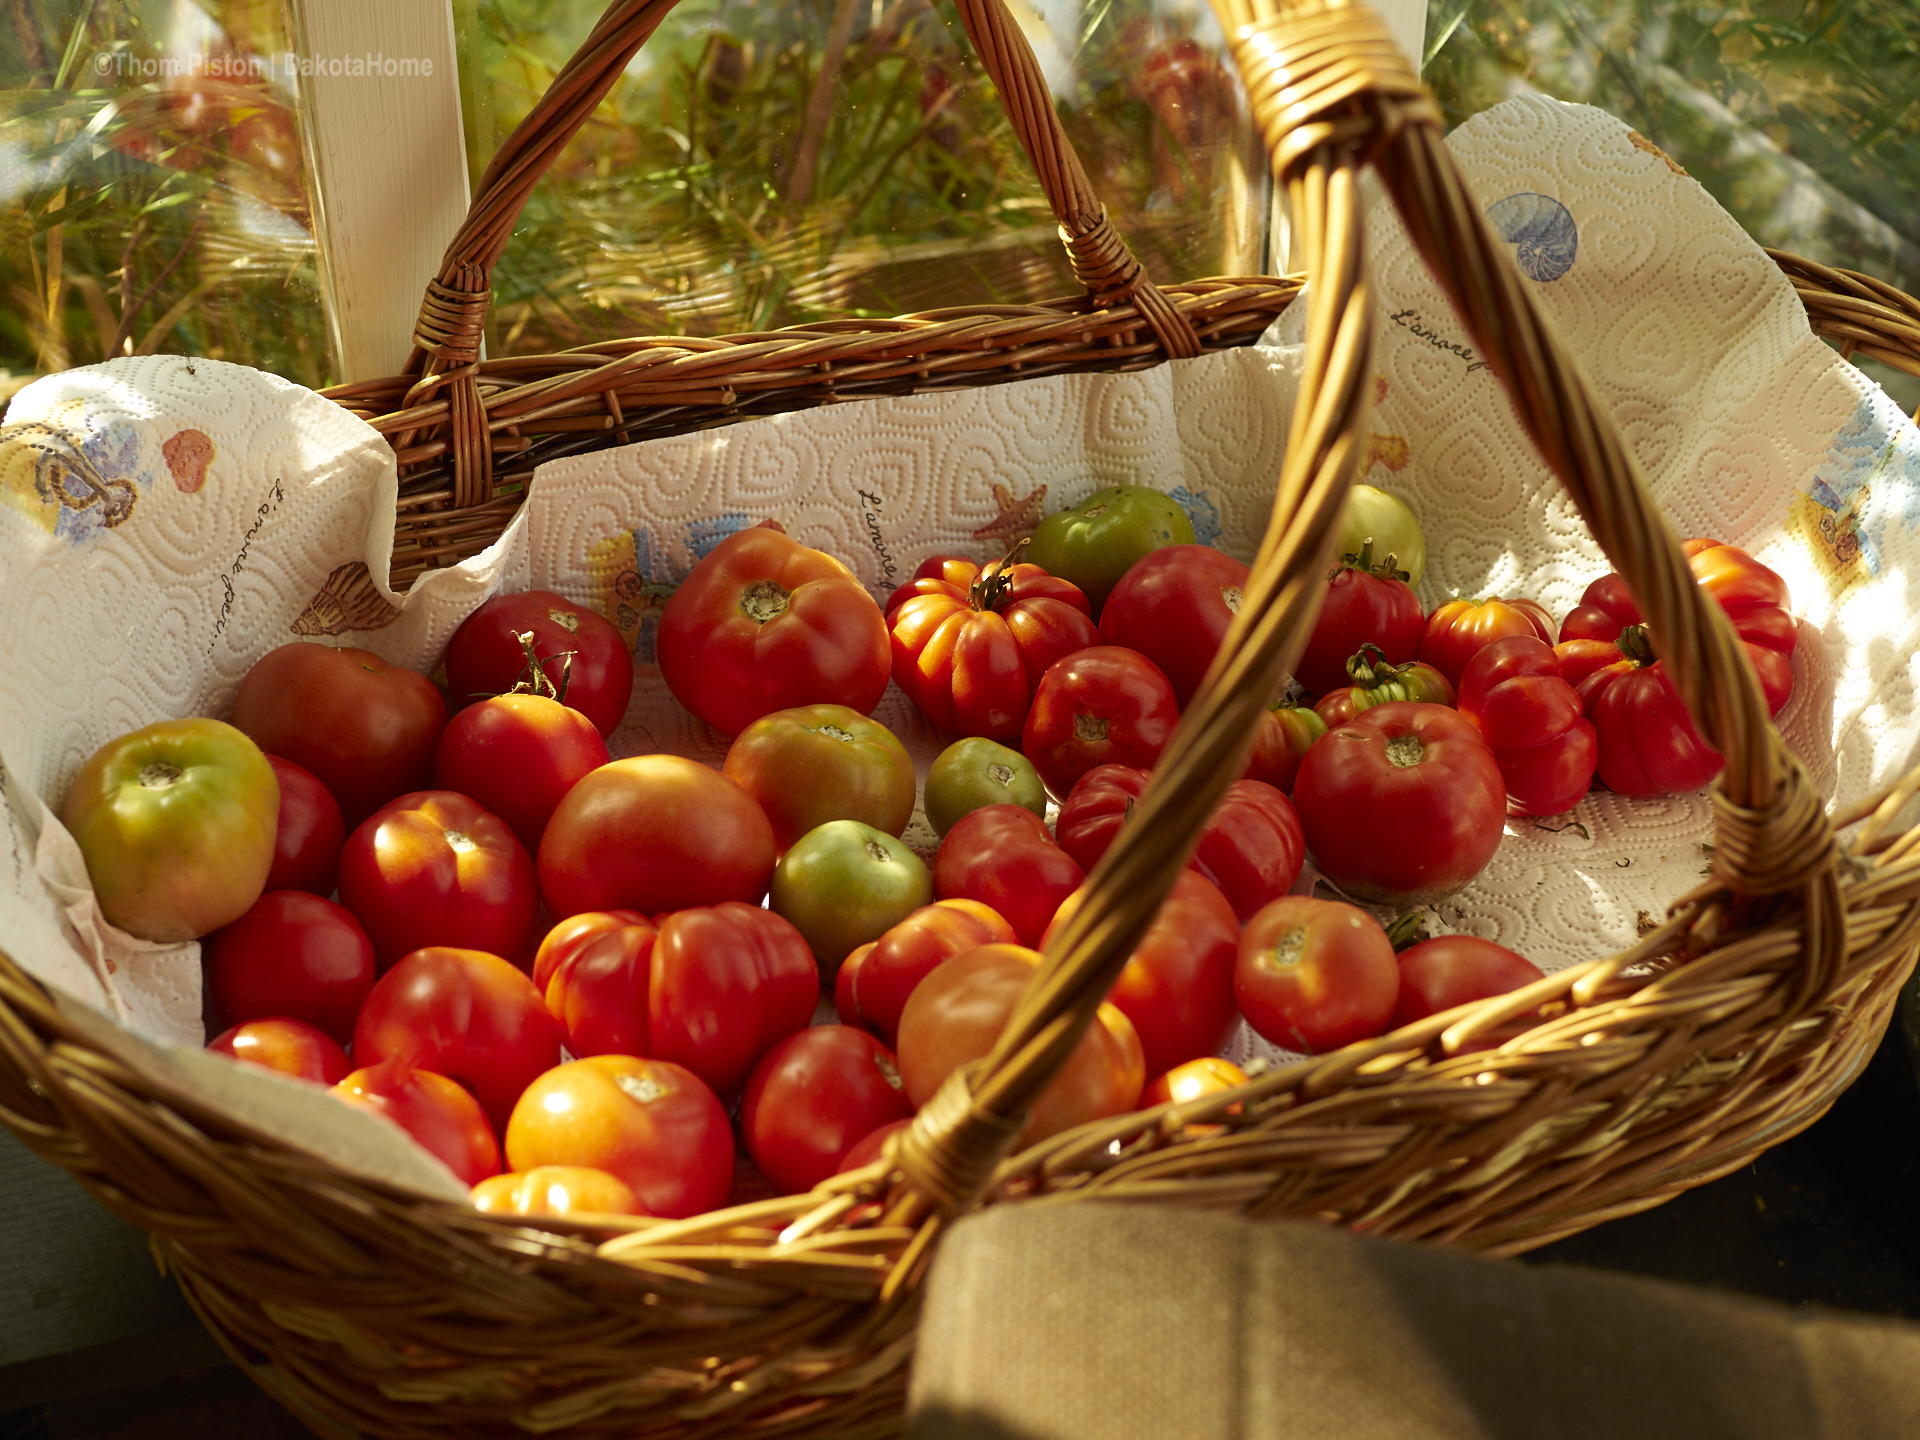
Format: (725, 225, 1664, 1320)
(288, 0, 472, 382)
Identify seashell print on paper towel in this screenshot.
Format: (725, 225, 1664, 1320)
(290, 561, 402, 636)
(1485, 193, 1579, 283)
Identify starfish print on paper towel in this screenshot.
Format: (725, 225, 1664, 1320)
(972, 481, 1047, 544)
(1365, 375, 1410, 474)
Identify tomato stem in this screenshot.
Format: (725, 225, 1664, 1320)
(1384, 733, 1425, 768)
(507, 629, 575, 705)
(739, 579, 791, 625)
(137, 761, 183, 790)
(970, 538, 1029, 614)
(1385, 909, 1430, 952)
(1615, 624, 1657, 668)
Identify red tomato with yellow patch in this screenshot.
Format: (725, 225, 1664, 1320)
(337, 791, 537, 970)
(657, 527, 889, 736)
(540, 916, 659, 1059)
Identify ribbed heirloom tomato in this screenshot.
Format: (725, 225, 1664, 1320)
(886, 551, 1098, 740)
(657, 527, 889, 736)
(1456, 635, 1597, 816)
(647, 903, 819, 1094)
(1418, 596, 1556, 690)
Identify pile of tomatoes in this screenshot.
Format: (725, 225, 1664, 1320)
(57, 485, 1797, 1222)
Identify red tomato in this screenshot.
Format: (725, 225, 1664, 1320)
(470, 1166, 648, 1218)
(1020, 646, 1179, 798)
(1243, 700, 1327, 792)
(933, 805, 1084, 946)
(443, 589, 634, 738)
(337, 791, 537, 970)
(204, 891, 375, 1043)
(895, 944, 1145, 1146)
(531, 909, 651, 990)
(1294, 541, 1424, 696)
(888, 552, 1098, 740)
(1044, 871, 1241, 1082)
(433, 694, 610, 854)
(538, 756, 776, 919)
(1580, 652, 1725, 797)
(1097, 545, 1250, 708)
(1235, 896, 1399, 1052)
(1392, 935, 1545, 1027)
(231, 643, 447, 826)
(657, 527, 889, 736)
(1418, 597, 1556, 689)
(540, 917, 659, 1059)
(353, 947, 563, 1131)
(742, 1026, 915, 1194)
(334, 1061, 501, 1187)
(835, 941, 875, 1027)
(835, 1117, 912, 1175)
(1054, 767, 1304, 923)
(207, 1017, 351, 1086)
(1557, 539, 1795, 717)
(262, 755, 345, 895)
(842, 900, 1012, 1046)
(504, 1056, 734, 1219)
(885, 555, 981, 611)
(1291, 702, 1506, 905)
(1457, 635, 1598, 816)
(647, 903, 819, 1094)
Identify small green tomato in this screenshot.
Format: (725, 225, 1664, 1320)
(1024, 484, 1195, 614)
(923, 738, 1047, 837)
(769, 820, 932, 977)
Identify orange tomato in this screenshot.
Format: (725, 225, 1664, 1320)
(504, 1056, 733, 1219)
(470, 1166, 648, 1219)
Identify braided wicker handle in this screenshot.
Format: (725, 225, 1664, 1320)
(889, 0, 1845, 1222)
(401, 0, 1201, 512)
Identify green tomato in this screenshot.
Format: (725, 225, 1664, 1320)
(769, 820, 932, 976)
(722, 703, 915, 852)
(1025, 484, 1195, 614)
(60, 717, 279, 942)
(1335, 484, 1425, 590)
(923, 738, 1047, 837)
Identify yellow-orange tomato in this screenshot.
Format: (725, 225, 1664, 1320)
(1141, 1057, 1249, 1138)
(504, 1056, 733, 1220)
(470, 1166, 648, 1218)
(895, 943, 1144, 1146)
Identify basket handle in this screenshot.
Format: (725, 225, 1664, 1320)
(888, 0, 1844, 1224)
(399, 0, 1201, 514)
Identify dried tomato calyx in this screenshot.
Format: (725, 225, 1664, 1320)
(969, 538, 1029, 614)
(138, 762, 184, 790)
(1615, 624, 1657, 668)
(739, 579, 791, 623)
(1384, 734, 1425, 769)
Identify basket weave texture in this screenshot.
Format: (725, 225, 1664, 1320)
(4, 1, 1920, 1437)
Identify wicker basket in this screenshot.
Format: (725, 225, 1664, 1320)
(4, 1, 1920, 1436)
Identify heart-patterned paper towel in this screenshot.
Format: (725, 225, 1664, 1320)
(1, 94, 1916, 1186)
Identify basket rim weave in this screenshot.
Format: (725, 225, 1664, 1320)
(5, 1, 1920, 1436)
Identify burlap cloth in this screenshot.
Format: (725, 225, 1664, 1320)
(908, 1202, 1920, 1440)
